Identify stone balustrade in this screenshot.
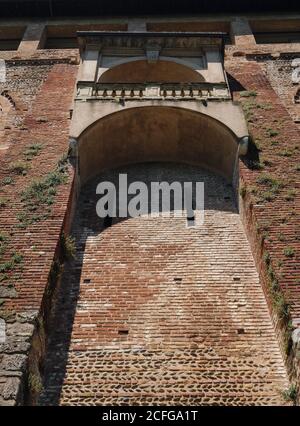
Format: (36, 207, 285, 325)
(76, 82, 231, 101)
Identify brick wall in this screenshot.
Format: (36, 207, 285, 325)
(0, 61, 77, 405)
(39, 163, 289, 406)
(0, 19, 300, 405)
(226, 57, 300, 388)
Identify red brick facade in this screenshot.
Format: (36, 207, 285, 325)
(0, 17, 299, 405)
(0, 61, 77, 404)
(227, 57, 300, 388)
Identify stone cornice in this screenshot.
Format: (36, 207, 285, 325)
(77, 31, 225, 54)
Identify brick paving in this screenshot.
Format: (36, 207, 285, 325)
(39, 163, 289, 406)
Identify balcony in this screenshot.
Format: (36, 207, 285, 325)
(76, 82, 231, 102)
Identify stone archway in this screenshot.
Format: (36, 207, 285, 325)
(74, 106, 243, 186)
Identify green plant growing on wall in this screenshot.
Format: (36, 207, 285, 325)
(264, 251, 293, 355)
(17, 154, 69, 228)
(9, 161, 30, 176)
(266, 128, 279, 138)
(241, 101, 257, 121)
(256, 174, 283, 202)
(260, 191, 276, 202)
(283, 247, 295, 258)
(0, 197, 8, 208)
(256, 174, 282, 188)
(2, 176, 14, 185)
(23, 143, 43, 161)
(282, 384, 298, 405)
(256, 103, 273, 110)
(285, 190, 297, 201)
(240, 90, 257, 98)
(273, 292, 290, 321)
(0, 234, 23, 283)
(279, 149, 293, 157)
(0, 251, 23, 274)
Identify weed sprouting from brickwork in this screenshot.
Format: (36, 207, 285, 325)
(264, 250, 293, 356)
(0, 233, 23, 275)
(256, 174, 282, 188)
(23, 143, 43, 161)
(266, 128, 279, 138)
(282, 384, 298, 405)
(0, 233, 23, 308)
(240, 90, 257, 98)
(237, 75, 300, 390)
(283, 247, 295, 258)
(17, 155, 69, 229)
(0, 197, 8, 208)
(2, 176, 14, 185)
(255, 174, 284, 203)
(285, 190, 297, 201)
(279, 149, 293, 157)
(0, 251, 23, 275)
(0, 154, 69, 320)
(9, 161, 30, 176)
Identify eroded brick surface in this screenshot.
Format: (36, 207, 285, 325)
(227, 60, 300, 319)
(40, 164, 289, 406)
(263, 57, 300, 126)
(0, 62, 77, 405)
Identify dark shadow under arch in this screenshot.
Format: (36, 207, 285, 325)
(77, 106, 239, 185)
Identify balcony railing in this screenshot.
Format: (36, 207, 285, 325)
(76, 82, 231, 101)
